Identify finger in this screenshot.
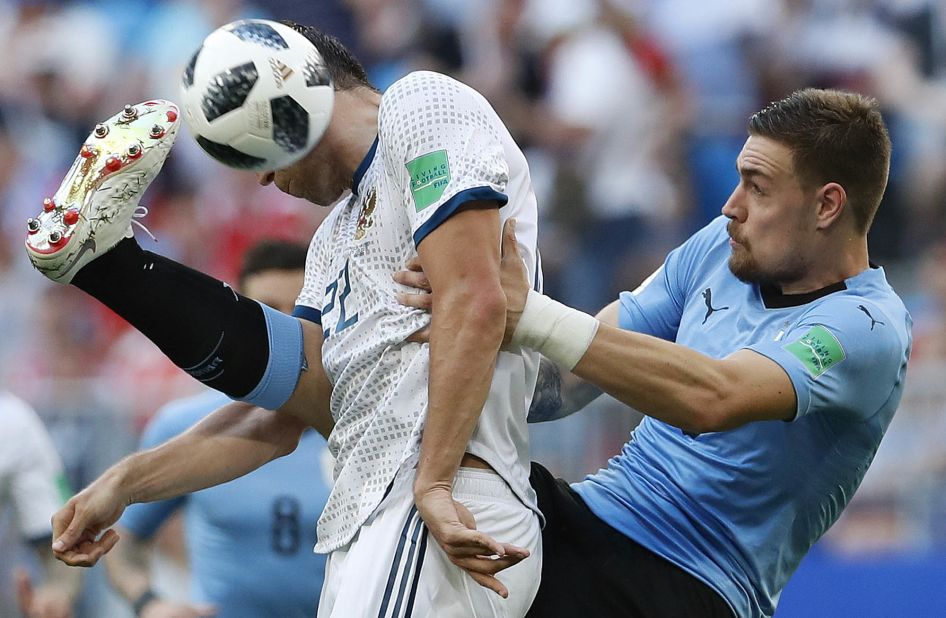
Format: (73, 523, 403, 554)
(397, 293, 432, 312)
(52, 502, 93, 553)
(392, 270, 431, 291)
(452, 552, 527, 576)
(14, 568, 33, 611)
(500, 218, 518, 260)
(405, 326, 431, 344)
(498, 542, 530, 559)
(55, 529, 119, 567)
(50, 503, 77, 551)
(468, 570, 509, 598)
(405, 257, 424, 272)
(439, 529, 506, 558)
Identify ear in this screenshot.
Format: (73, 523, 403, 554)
(815, 182, 846, 230)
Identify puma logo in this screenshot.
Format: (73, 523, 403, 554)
(857, 304, 885, 330)
(702, 288, 729, 325)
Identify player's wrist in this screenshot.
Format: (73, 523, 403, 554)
(511, 290, 599, 370)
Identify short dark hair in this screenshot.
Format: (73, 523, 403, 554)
(238, 239, 308, 289)
(747, 88, 891, 233)
(281, 20, 377, 92)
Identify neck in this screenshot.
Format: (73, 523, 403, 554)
(779, 234, 870, 294)
(333, 88, 382, 187)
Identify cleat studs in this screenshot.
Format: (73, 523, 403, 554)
(127, 143, 142, 159)
(48, 230, 63, 244)
(94, 123, 109, 138)
(63, 209, 79, 226)
(149, 124, 164, 138)
(27, 218, 40, 233)
(43, 197, 55, 212)
(166, 109, 178, 122)
(105, 156, 122, 172)
(122, 104, 138, 119)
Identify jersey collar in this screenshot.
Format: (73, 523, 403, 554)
(352, 136, 379, 196)
(759, 262, 880, 309)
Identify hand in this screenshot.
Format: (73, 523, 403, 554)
(394, 258, 432, 344)
(413, 484, 530, 598)
(497, 218, 529, 344)
(51, 473, 127, 567)
(140, 598, 217, 618)
(15, 569, 73, 618)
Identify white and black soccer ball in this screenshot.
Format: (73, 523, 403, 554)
(180, 19, 334, 171)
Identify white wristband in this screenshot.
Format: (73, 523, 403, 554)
(511, 290, 599, 370)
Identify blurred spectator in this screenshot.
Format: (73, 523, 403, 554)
(0, 391, 81, 618)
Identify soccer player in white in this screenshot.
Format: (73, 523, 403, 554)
(0, 392, 81, 617)
(35, 23, 542, 617)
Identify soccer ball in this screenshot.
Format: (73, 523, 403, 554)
(180, 19, 334, 171)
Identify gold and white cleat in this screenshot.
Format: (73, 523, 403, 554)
(25, 100, 180, 283)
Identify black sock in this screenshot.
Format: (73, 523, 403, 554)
(72, 238, 269, 398)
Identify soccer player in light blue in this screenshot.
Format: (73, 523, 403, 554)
(397, 88, 912, 617)
(104, 240, 332, 618)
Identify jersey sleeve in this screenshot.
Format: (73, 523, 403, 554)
(618, 217, 727, 339)
(378, 71, 510, 247)
(293, 207, 340, 325)
(747, 297, 906, 421)
(117, 400, 202, 539)
(8, 400, 67, 542)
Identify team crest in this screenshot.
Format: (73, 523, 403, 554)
(355, 189, 377, 240)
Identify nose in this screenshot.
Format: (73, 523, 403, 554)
(721, 185, 744, 222)
(258, 171, 275, 186)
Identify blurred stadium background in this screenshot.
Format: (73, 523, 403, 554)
(1, 0, 945, 615)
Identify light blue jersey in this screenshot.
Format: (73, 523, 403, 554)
(574, 216, 912, 618)
(119, 391, 332, 617)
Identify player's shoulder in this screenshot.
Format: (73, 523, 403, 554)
(379, 71, 484, 124)
(797, 277, 911, 360)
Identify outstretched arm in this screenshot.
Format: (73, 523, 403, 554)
(52, 401, 308, 566)
(499, 220, 796, 433)
(52, 320, 332, 567)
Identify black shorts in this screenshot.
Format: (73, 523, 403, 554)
(527, 462, 734, 618)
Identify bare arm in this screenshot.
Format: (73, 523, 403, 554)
(52, 319, 333, 566)
(501, 222, 796, 433)
(413, 204, 528, 597)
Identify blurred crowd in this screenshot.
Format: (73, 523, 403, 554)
(1, 0, 946, 615)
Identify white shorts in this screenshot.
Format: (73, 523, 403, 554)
(318, 467, 542, 618)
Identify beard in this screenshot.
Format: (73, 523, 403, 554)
(728, 244, 767, 284)
(727, 221, 805, 286)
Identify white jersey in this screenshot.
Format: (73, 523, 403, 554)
(297, 71, 542, 553)
(0, 392, 67, 541)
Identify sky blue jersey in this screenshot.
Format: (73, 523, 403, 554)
(119, 391, 332, 617)
(573, 216, 912, 618)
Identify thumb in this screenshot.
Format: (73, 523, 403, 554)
(500, 218, 518, 260)
(52, 506, 85, 552)
(15, 567, 34, 611)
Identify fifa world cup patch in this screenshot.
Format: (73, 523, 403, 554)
(783, 325, 846, 378)
(406, 150, 450, 212)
